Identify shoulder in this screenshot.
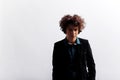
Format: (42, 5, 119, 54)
(54, 38, 65, 46)
(54, 37, 89, 45)
(78, 37, 91, 47)
(78, 37, 91, 48)
(78, 37, 88, 43)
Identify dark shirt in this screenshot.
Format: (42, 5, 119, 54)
(64, 37, 80, 79)
(64, 37, 80, 60)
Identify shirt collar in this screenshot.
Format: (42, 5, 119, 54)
(64, 37, 81, 45)
(76, 37, 80, 44)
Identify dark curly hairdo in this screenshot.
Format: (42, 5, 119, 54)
(59, 14, 85, 34)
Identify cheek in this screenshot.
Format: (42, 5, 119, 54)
(66, 31, 70, 36)
(66, 30, 69, 34)
(75, 31, 79, 34)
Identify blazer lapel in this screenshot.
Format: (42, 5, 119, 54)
(62, 39, 71, 59)
(76, 43, 85, 64)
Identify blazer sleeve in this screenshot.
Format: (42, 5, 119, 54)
(86, 40, 96, 80)
(52, 43, 61, 80)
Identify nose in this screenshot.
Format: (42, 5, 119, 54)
(72, 30, 75, 34)
(71, 30, 75, 35)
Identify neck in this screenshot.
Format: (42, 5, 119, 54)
(66, 37, 77, 43)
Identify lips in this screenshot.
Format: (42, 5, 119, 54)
(70, 35, 75, 38)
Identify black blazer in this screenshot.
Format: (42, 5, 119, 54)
(52, 38, 96, 80)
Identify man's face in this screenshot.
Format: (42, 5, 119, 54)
(66, 25, 79, 39)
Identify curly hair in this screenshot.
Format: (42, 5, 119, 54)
(59, 14, 85, 34)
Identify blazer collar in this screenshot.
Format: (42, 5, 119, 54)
(64, 37, 81, 46)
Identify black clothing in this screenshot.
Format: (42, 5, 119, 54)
(52, 38, 96, 80)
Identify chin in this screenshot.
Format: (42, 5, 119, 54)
(71, 36, 76, 39)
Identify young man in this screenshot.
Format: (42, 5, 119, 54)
(52, 14, 96, 80)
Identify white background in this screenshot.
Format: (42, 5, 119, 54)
(0, 0, 120, 80)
